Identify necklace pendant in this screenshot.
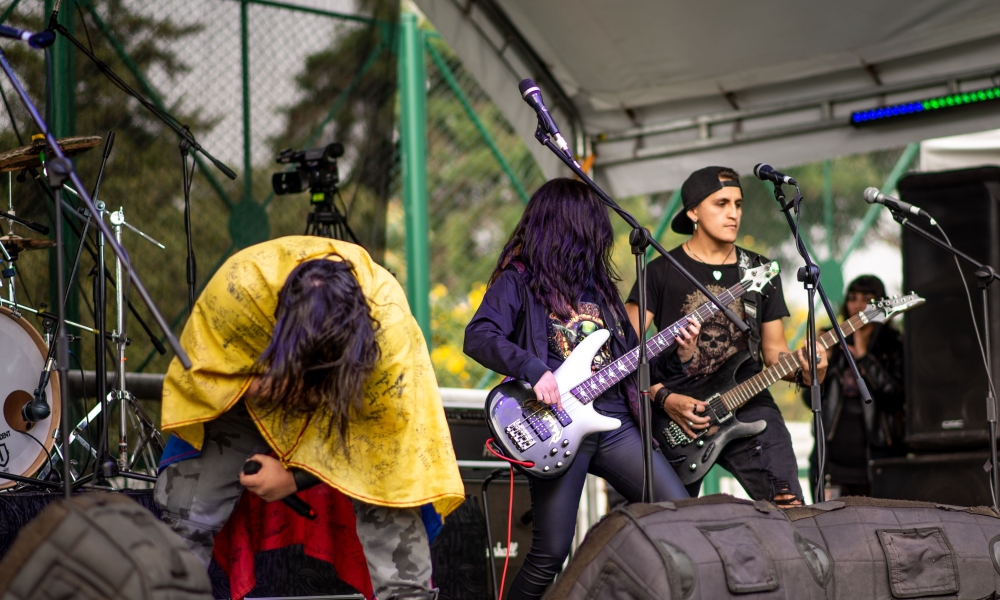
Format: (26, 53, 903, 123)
(712, 270, 722, 281)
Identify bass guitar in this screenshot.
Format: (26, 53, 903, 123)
(653, 293, 925, 485)
(485, 261, 780, 479)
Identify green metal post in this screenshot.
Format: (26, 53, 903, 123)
(398, 12, 431, 345)
(701, 465, 721, 495)
(241, 0, 252, 204)
(45, 0, 80, 351)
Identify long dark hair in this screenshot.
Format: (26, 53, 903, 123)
(490, 178, 621, 319)
(840, 274, 887, 320)
(253, 258, 380, 451)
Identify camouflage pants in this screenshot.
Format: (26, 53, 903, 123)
(154, 403, 434, 599)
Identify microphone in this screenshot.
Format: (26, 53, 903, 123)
(753, 163, 797, 186)
(47, 0, 63, 31)
(518, 79, 573, 157)
(242, 459, 317, 520)
(863, 187, 933, 220)
(0, 24, 55, 49)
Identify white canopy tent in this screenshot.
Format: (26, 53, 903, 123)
(921, 128, 1000, 171)
(415, 0, 1000, 196)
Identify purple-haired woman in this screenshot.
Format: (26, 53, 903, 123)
(464, 178, 693, 598)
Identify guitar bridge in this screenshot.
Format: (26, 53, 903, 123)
(663, 422, 692, 448)
(505, 421, 536, 451)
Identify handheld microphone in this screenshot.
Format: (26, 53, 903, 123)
(518, 79, 573, 158)
(242, 459, 318, 520)
(863, 187, 934, 220)
(753, 163, 797, 186)
(0, 24, 55, 49)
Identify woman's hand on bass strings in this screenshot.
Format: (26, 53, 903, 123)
(534, 371, 562, 411)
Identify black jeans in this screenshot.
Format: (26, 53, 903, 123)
(509, 407, 689, 600)
(680, 400, 803, 504)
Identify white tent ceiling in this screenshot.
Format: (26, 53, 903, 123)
(415, 0, 1000, 197)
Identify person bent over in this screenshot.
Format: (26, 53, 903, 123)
(154, 236, 464, 599)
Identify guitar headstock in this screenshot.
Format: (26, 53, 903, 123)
(861, 293, 926, 324)
(742, 261, 781, 294)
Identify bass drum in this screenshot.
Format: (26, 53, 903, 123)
(0, 306, 60, 489)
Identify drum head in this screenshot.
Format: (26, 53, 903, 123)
(0, 307, 60, 489)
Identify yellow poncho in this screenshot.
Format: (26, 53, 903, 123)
(160, 236, 464, 517)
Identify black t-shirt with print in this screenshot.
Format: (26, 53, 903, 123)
(546, 290, 627, 412)
(627, 246, 789, 408)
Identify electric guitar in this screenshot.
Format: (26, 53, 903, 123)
(653, 293, 925, 485)
(484, 261, 780, 479)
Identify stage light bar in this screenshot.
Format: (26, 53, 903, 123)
(851, 86, 1000, 124)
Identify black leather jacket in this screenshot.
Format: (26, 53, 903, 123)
(803, 323, 905, 448)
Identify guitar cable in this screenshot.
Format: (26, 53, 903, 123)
(485, 438, 533, 596)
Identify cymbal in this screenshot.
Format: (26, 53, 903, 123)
(0, 235, 56, 254)
(0, 136, 103, 173)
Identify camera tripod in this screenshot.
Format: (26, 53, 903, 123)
(305, 191, 361, 245)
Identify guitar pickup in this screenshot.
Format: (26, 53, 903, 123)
(553, 407, 572, 427)
(505, 421, 536, 452)
(523, 411, 552, 441)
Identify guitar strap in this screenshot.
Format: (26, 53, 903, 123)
(737, 248, 764, 365)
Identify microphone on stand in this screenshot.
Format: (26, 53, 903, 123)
(518, 79, 576, 161)
(0, 24, 55, 49)
(753, 163, 797, 186)
(47, 0, 63, 31)
(863, 187, 934, 221)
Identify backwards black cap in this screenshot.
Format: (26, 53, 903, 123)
(670, 166, 742, 234)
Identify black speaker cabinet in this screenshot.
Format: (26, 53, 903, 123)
(870, 451, 993, 506)
(898, 167, 1000, 448)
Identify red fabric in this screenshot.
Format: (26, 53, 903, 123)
(213, 484, 374, 600)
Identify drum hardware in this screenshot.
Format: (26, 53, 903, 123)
(0, 135, 101, 173)
(67, 203, 165, 488)
(0, 37, 187, 500)
(0, 305, 62, 491)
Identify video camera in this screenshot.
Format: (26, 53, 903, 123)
(271, 142, 344, 197)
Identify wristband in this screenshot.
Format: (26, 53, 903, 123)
(653, 387, 672, 411)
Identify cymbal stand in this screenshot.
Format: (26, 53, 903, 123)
(109, 206, 165, 476)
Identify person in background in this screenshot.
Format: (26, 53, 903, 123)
(804, 274, 905, 500)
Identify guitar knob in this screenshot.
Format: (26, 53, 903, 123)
(543, 466, 550, 472)
(696, 440, 705, 448)
(564, 450, 571, 457)
(562, 439, 569, 447)
(689, 463, 697, 471)
(550, 448, 558, 456)
(556, 462, 563, 468)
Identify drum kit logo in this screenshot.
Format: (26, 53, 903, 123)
(0, 442, 8, 468)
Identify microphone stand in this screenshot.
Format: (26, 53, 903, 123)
(888, 207, 1000, 510)
(0, 42, 191, 500)
(48, 22, 237, 315)
(767, 182, 871, 500)
(531, 124, 751, 503)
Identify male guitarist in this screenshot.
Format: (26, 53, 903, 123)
(627, 166, 827, 507)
